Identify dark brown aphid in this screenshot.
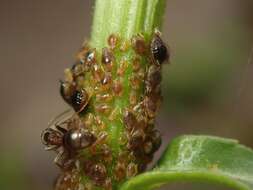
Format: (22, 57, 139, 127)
(150, 129, 162, 151)
(143, 141, 153, 155)
(127, 129, 145, 151)
(143, 96, 157, 118)
(146, 65, 162, 93)
(132, 34, 146, 55)
(41, 112, 96, 169)
(150, 32, 169, 65)
(71, 89, 89, 113)
(123, 110, 137, 131)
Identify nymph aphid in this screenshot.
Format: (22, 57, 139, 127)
(41, 111, 96, 169)
(107, 34, 118, 50)
(102, 48, 114, 70)
(150, 31, 169, 65)
(89, 163, 107, 186)
(131, 34, 146, 55)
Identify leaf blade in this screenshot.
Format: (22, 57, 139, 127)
(121, 135, 253, 190)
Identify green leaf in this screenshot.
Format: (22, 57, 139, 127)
(120, 135, 253, 190)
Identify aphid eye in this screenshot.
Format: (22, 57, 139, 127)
(71, 89, 89, 113)
(150, 34, 169, 65)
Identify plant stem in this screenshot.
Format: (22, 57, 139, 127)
(91, 0, 167, 50)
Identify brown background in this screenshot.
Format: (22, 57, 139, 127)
(0, 0, 252, 189)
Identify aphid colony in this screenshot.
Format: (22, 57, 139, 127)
(41, 30, 169, 190)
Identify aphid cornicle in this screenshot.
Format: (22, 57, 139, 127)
(150, 32, 169, 65)
(41, 111, 96, 169)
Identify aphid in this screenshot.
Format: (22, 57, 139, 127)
(130, 74, 141, 90)
(92, 64, 104, 82)
(100, 144, 112, 163)
(95, 104, 111, 115)
(60, 81, 75, 104)
(71, 89, 89, 113)
(129, 90, 137, 105)
(150, 31, 169, 65)
(132, 56, 141, 72)
(83, 113, 94, 128)
(96, 93, 113, 102)
(54, 169, 80, 190)
(117, 59, 128, 76)
(101, 73, 112, 86)
(127, 129, 145, 151)
(84, 49, 96, 66)
(102, 48, 114, 71)
(108, 107, 118, 121)
(112, 80, 123, 96)
(71, 63, 84, 78)
(131, 34, 146, 55)
(90, 131, 108, 154)
(41, 111, 96, 169)
(143, 141, 153, 155)
(123, 110, 137, 131)
(114, 162, 126, 181)
(126, 163, 138, 178)
(76, 46, 89, 63)
(75, 75, 85, 89)
(120, 40, 130, 52)
(143, 96, 157, 118)
(107, 34, 118, 50)
(103, 178, 112, 190)
(64, 68, 74, 83)
(60, 82, 90, 113)
(146, 65, 162, 93)
(150, 129, 162, 151)
(89, 163, 107, 185)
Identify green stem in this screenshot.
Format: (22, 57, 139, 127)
(91, 0, 167, 50)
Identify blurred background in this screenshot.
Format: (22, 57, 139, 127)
(0, 0, 252, 189)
